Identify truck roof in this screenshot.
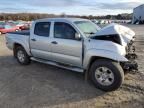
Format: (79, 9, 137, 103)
(35, 18, 89, 23)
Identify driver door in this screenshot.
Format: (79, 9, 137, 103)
(51, 22, 83, 67)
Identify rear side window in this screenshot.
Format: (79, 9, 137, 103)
(54, 22, 76, 40)
(34, 22, 50, 37)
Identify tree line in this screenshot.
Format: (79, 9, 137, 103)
(0, 13, 132, 21)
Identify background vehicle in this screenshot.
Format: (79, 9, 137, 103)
(0, 25, 20, 35)
(16, 22, 30, 30)
(5, 18, 138, 91)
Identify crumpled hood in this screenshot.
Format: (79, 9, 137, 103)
(95, 23, 135, 45)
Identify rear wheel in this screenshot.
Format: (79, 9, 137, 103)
(90, 59, 124, 91)
(15, 46, 30, 65)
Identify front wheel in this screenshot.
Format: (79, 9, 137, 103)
(90, 59, 124, 91)
(15, 46, 31, 65)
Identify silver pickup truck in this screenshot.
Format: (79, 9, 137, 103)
(6, 18, 138, 91)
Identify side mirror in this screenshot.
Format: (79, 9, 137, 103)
(75, 33, 81, 40)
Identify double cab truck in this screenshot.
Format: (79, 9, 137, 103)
(6, 18, 138, 91)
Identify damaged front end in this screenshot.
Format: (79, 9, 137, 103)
(125, 40, 137, 60)
(93, 23, 138, 73)
(122, 40, 138, 73)
(122, 61, 138, 73)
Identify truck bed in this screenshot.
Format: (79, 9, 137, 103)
(8, 30, 30, 36)
(6, 30, 30, 53)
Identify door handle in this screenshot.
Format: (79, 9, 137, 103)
(31, 38, 36, 41)
(51, 41, 58, 44)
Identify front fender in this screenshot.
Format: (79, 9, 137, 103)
(83, 49, 128, 69)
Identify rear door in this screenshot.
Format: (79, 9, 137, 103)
(51, 22, 83, 67)
(30, 22, 53, 60)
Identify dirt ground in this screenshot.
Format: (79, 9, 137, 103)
(0, 24, 144, 108)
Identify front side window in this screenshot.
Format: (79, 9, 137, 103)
(34, 22, 50, 37)
(54, 22, 76, 39)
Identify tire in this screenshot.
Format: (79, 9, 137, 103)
(15, 46, 30, 65)
(89, 59, 124, 91)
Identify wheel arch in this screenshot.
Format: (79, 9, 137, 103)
(13, 43, 29, 57)
(13, 42, 31, 56)
(13, 43, 23, 57)
(87, 56, 117, 72)
(83, 49, 128, 70)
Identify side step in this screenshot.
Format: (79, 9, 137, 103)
(31, 57, 84, 73)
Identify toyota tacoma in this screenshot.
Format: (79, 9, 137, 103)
(5, 18, 138, 91)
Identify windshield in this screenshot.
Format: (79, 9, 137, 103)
(74, 21, 101, 37)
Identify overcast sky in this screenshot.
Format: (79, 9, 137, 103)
(0, 0, 144, 15)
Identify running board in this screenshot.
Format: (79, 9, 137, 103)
(31, 57, 84, 73)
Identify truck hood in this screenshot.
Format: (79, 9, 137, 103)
(95, 23, 135, 45)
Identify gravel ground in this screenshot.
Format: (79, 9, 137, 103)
(0, 24, 144, 108)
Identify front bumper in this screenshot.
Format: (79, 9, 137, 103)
(122, 61, 138, 72)
(122, 40, 138, 73)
